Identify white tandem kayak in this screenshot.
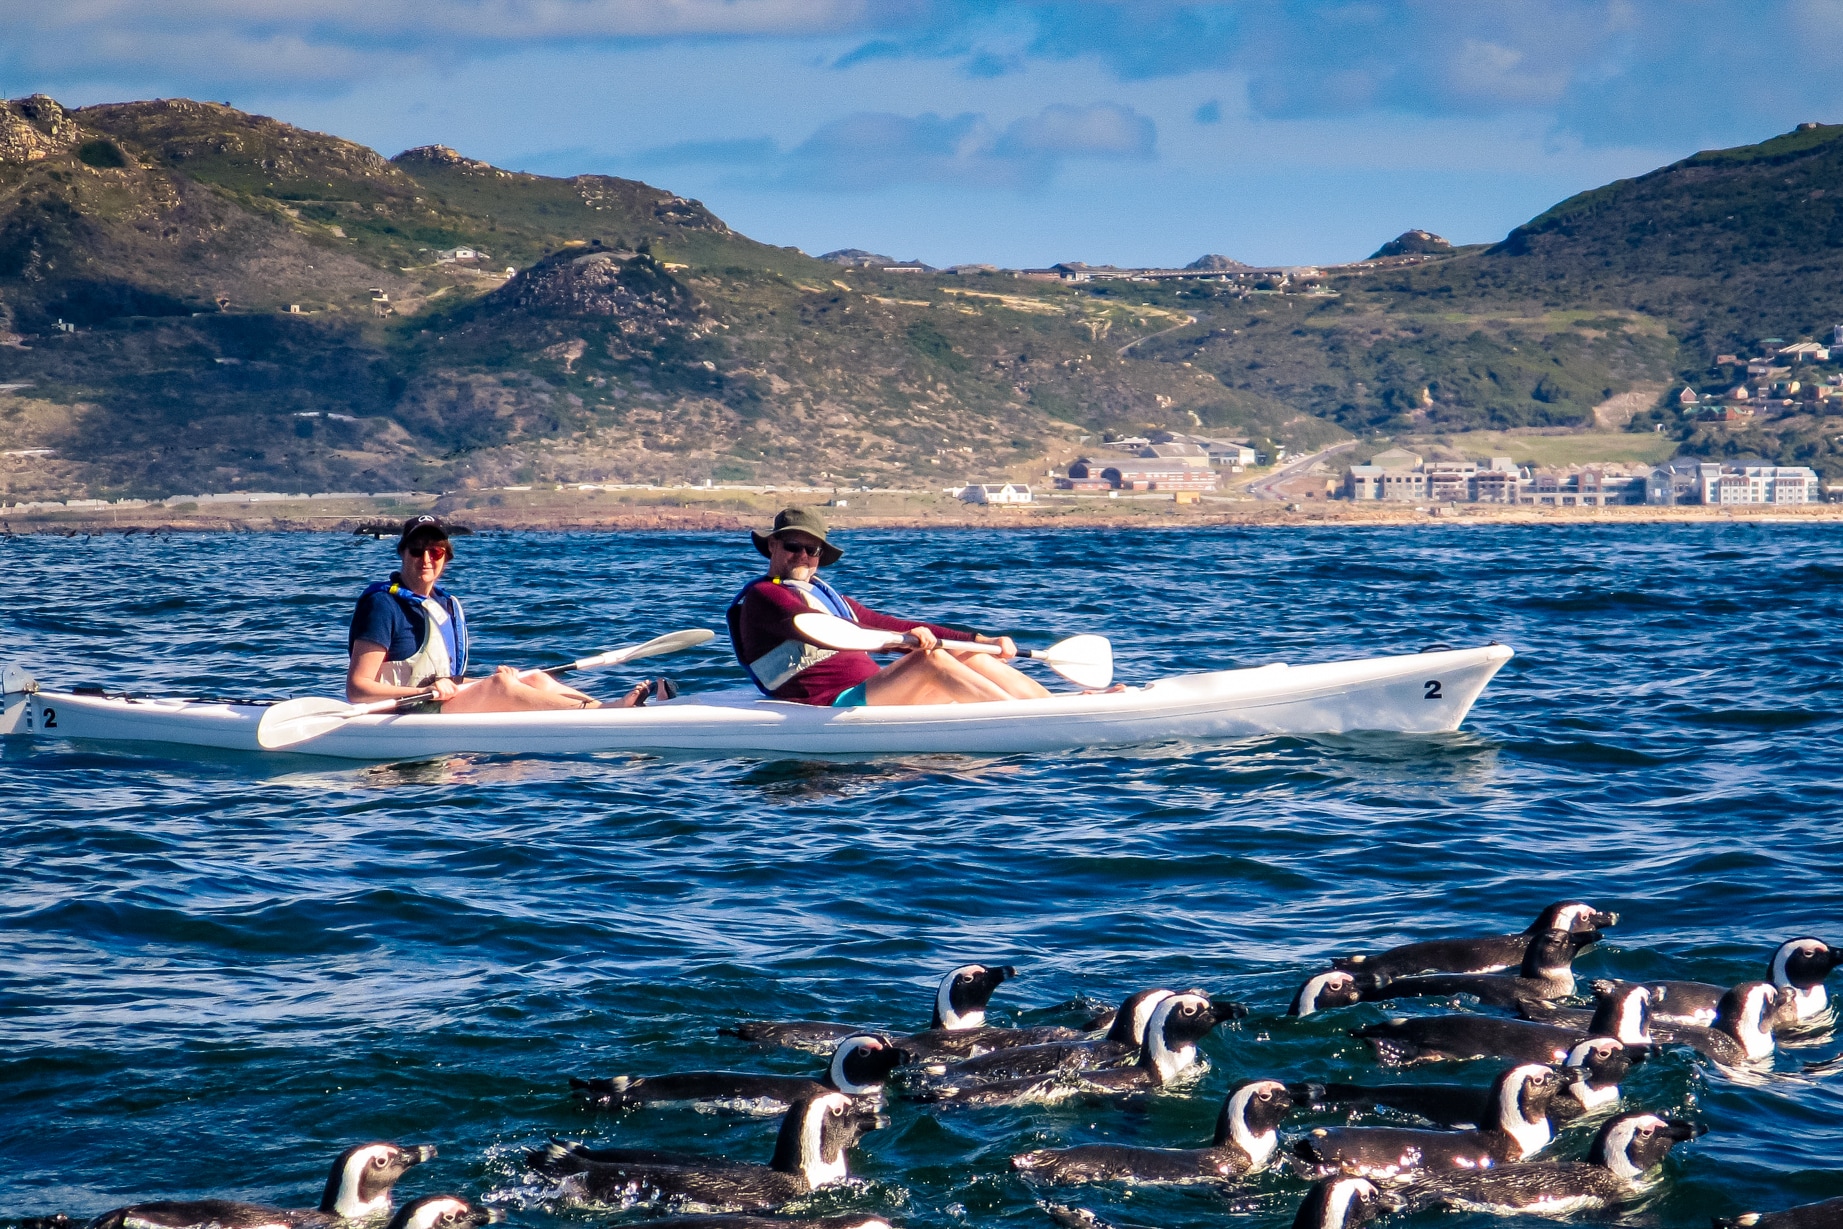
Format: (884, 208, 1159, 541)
(0, 644, 1512, 760)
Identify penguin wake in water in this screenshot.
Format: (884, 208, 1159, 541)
(1391, 1112, 1704, 1215)
(1292, 1177, 1394, 1229)
(1651, 981, 1797, 1067)
(571, 1034, 902, 1115)
(1646, 937, 1843, 1027)
(1716, 1196, 1843, 1229)
(1008, 1078, 1295, 1184)
(1353, 927, 1597, 1008)
(383, 1197, 499, 1229)
(1332, 901, 1616, 980)
(84, 1143, 438, 1229)
(1358, 981, 1650, 1065)
(1291, 1064, 1558, 1181)
(908, 992, 1238, 1108)
(526, 1091, 884, 1212)
(909, 990, 1176, 1085)
(1289, 971, 1364, 1017)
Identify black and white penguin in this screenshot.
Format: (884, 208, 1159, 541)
(526, 1091, 884, 1212)
(1715, 1196, 1843, 1229)
(1392, 1112, 1704, 1215)
(723, 965, 1016, 1054)
(1290, 972, 1364, 1017)
(1008, 1078, 1295, 1184)
(1292, 1178, 1393, 1229)
(1358, 982, 1650, 1065)
(84, 1143, 438, 1229)
(1354, 928, 1596, 1007)
(1653, 981, 1796, 1066)
(1292, 1064, 1557, 1180)
(1648, 938, 1843, 1027)
(571, 1034, 902, 1115)
(1333, 901, 1617, 980)
(382, 1198, 499, 1229)
(1552, 1036, 1642, 1122)
(910, 992, 1236, 1108)
(911, 990, 1174, 1084)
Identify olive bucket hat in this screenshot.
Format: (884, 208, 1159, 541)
(751, 506, 843, 567)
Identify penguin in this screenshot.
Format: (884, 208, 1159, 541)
(909, 992, 1236, 1108)
(910, 990, 1175, 1085)
(1332, 902, 1617, 980)
(571, 1034, 902, 1115)
(383, 1198, 499, 1229)
(1652, 981, 1796, 1066)
(1353, 928, 1596, 1007)
(1290, 971, 1364, 1017)
(1357, 982, 1650, 1065)
(1291, 1064, 1558, 1181)
(82, 1144, 438, 1229)
(1008, 1078, 1295, 1184)
(723, 964, 1017, 1054)
(1392, 1113, 1704, 1215)
(526, 1091, 884, 1212)
(1552, 1036, 1643, 1122)
(1715, 1196, 1843, 1229)
(1648, 938, 1843, 1026)
(1292, 1178, 1394, 1229)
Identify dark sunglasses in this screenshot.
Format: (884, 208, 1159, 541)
(404, 542, 449, 560)
(778, 540, 823, 558)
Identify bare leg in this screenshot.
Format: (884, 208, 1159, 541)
(951, 651, 1051, 700)
(862, 649, 1014, 705)
(444, 666, 603, 713)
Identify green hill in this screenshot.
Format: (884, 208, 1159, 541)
(3, 96, 1842, 500)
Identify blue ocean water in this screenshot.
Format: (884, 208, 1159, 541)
(1, 524, 1841, 1227)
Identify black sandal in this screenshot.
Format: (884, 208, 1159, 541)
(652, 678, 680, 702)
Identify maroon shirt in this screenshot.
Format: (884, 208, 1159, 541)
(731, 577, 965, 705)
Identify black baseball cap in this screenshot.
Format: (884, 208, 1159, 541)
(395, 515, 452, 551)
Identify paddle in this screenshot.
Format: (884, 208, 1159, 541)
(255, 628, 716, 750)
(791, 611, 1113, 690)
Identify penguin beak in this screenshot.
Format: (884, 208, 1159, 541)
(406, 1145, 438, 1166)
(1827, 946, 1843, 968)
(477, 1211, 506, 1226)
(1210, 998, 1249, 1021)
(1570, 928, 1603, 950)
(1590, 910, 1620, 927)
(1621, 1044, 1652, 1064)
(1663, 1120, 1706, 1140)
(1284, 1081, 1326, 1106)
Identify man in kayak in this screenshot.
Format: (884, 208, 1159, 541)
(347, 516, 651, 712)
(728, 507, 1049, 706)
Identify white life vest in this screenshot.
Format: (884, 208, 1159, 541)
(362, 581, 468, 689)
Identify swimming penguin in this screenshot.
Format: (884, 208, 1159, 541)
(1652, 981, 1796, 1066)
(1290, 971, 1364, 1017)
(1648, 938, 1843, 1027)
(1291, 1038, 1632, 1129)
(1292, 1177, 1394, 1229)
(1292, 1064, 1558, 1181)
(526, 1091, 884, 1212)
(1333, 902, 1617, 980)
(1358, 982, 1650, 1065)
(1552, 1036, 1643, 1122)
(910, 992, 1237, 1108)
(571, 1034, 902, 1115)
(911, 990, 1175, 1085)
(383, 1198, 500, 1229)
(1354, 928, 1596, 1007)
(1008, 1078, 1295, 1184)
(1715, 1196, 1843, 1229)
(83, 1144, 438, 1229)
(723, 965, 1017, 1054)
(1392, 1112, 1704, 1215)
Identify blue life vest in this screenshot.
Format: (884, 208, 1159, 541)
(727, 574, 856, 696)
(361, 579, 469, 681)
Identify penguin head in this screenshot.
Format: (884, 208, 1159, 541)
(383, 1198, 499, 1229)
(1491, 1064, 1557, 1158)
(1716, 981, 1787, 1058)
(829, 1034, 902, 1095)
(1290, 971, 1362, 1017)
(1292, 1176, 1393, 1229)
(1565, 1036, 1642, 1090)
(1104, 989, 1174, 1044)
(1214, 1078, 1293, 1165)
(1591, 1113, 1704, 1181)
(1141, 991, 1231, 1082)
(1521, 928, 1586, 977)
(1528, 901, 1619, 934)
(320, 1143, 438, 1218)
(1772, 937, 1843, 991)
(932, 964, 1015, 1030)
(1588, 980, 1652, 1044)
(772, 1091, 886, 1187)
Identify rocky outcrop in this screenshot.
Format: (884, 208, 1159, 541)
(1186, 253, 1249, 270)
(0, 95, 82, 164)
(1370, 230, 1452, 258)
(392, 144, 504, 176)
(486, 248, 698, 335)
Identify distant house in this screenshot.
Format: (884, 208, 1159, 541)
(437, 247, 486, 263)
(959, 483, 1033, 505)
(1068, 458, 1216, 492)
(1677, 386, 1699, 405)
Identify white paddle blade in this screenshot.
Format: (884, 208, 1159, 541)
(1040, 634, 1113, 690)
(792, 611, 906, 653)
(574, 628, 716, 671)
(255, 697, 365, 750)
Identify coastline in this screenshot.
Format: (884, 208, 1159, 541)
(5, 487, 1843, 534)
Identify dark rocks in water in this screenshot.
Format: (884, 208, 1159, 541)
(1370, 230, 1453, 259)
(1185, 254, 1249, 271)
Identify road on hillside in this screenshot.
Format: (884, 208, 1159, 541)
(1245, 441, 1358, 501)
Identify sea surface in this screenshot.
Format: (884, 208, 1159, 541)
(1, 524, 1841, 1228)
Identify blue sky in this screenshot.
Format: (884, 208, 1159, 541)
(8, 2, 1842, 268)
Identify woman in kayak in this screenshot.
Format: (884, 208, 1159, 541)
(347, 516, 651, 712)
(727, 507, 1049, 706)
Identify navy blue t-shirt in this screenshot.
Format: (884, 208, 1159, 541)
(348, 579, 461, 667)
